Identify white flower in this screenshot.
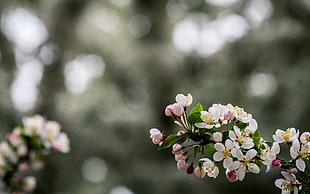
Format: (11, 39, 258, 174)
(290, 140, 310, 171)
(260, 142, 280, 172)
(275, 171, 299, 194)
(149, 128, 164, 145)
(23, 176, 36, 192)
(245, 119, 258, 135)
(212, 132, 223, 143)
(273, 128, 299, 143)
(0, 142, 17, 163)
(213, 139, 235, 168)
(229, 127, 254, 149)
(300, 132, 310, 144)
(23, 115, 45, 135)
(200, 158, 219, 178)
(234, 106, 252, 123)
(40, 121, 61, 142)
(175, 93, 193, 107)
(52, 133, 70, 153)
(231, 148, 260, 181)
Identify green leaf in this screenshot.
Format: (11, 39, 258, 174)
(204, 144, 215, 152)
(297, 171, 309, 183)
(253, 129, 260, 138)
(264, 141, 272, 147)
(236, 122, 247, 129)
(253, 137, 260, 147)
(254, 159, 262, 170)
(187, 112, 202, 126)
(190, 103, 203, 115)
(157, 133, 189, 150)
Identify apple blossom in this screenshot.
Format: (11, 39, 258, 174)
(200, 158, 219, 178)
(273, 128, 299, 143)
(176, 93, 193, 107)
(149, 128, 164, 145)
(172, 144, 183, 155)
(275, 171, 300, 194)
(165, 103, 184, 117)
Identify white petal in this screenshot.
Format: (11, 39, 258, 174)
(213, 167, 219, 178)
(248, 163, 260, 174)
(223, 157, 233, 169)
(213, 152, 224, 161)
(225, 139, 235, 149)
(275, 179, 285, 189)
(214, 143, 225, 151)
(296, 159, 305, 172)
(271, 142, 280, 154)
(149, 128, 160, 135)
(237, 168, 245, 181)
(195, 123, 208, 128)
(246, 149, 257, 159)
(229, 130, 237, 141)
(230, 161, 241, 170)
(249, 119, 258, 131)
(175, 94, 186, 105)
(231, 148, 243, 160)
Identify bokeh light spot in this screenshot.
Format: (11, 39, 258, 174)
(82, 157, 108, 183)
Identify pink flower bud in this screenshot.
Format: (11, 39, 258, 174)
(224, 110, 234, 120)
(172, 144, 183, 155)
(165, 104, 174, 116)
(195, 165, 206, 178)
(289, 167, 298, 174)
(226, 170, 237, 182)
(177, 131, 185, 135)
(149, 128, 164, 145)
(19, 162, 29, 172)
(187, 164, 194, 174)
(175, 153, 186, 161)
(172, 103, 184, 117)
(271, 160, 282, 169)
(165, 103, 184, 117)
(177, 160, 188, 171)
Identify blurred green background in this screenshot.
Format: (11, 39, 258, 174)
(0, 0, 309, 193)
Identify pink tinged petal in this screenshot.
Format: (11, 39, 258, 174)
(165, 104, 174, 116)
(296, 159, 305, 172)
(213, 152, 224, 161)
(212, 132, 223, 142)
(172, 103, 184, 116)
(175, 154, 186, 161)
(223, 157, 233, 169)
(246, 149, 257, 160)
(195, 166, 206, 178)
(172, 144, 183, 155)
(177, 160, 188, 171)
(149, 128, 160, 135)
(175, 94, 186, 105)
(248, 163, 260, 174)
(214, 143, 225, 151)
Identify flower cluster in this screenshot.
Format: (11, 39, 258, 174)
(0, 115, 70, 193)
(149, 93, 310, 193)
